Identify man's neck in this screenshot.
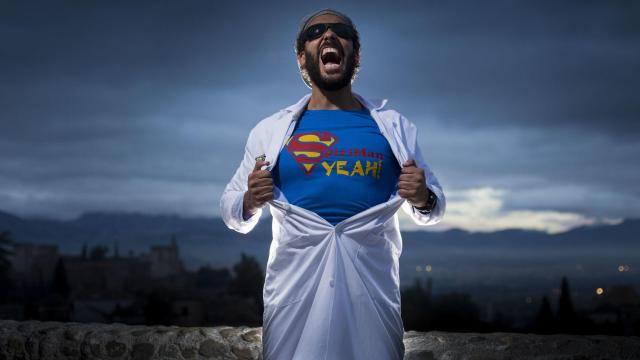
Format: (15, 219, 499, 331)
(307, 85, 363, 110)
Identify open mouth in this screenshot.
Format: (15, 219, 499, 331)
(320, 46, 343, 72)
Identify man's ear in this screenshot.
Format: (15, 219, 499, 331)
(297, 52, 306, 69)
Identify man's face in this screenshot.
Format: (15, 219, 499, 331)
(298, 14, 360, 91)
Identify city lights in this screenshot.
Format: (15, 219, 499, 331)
(618, 264, 631, 272)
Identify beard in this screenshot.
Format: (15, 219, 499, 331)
(303, 47, 357, 91)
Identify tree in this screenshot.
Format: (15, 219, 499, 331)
(144, 291, 174, 325)
(52, 258, 70, 298)
(401, 277, 432, 331)
(113, 240, 120, 258)
(229, 253, 264, 304)
(225, 253, 265, 326)
(557, 275, 577, 333)
(89, 245, 109, 260)
(430, 291, 482, 332)
(0, 231, 16, 291)
(535, 295, 555, 334)
(196, 265, 232, 289)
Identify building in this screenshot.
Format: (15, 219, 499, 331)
(140, 234, 185, 278)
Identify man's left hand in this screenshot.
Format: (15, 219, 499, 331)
(398, 159, 429, 207)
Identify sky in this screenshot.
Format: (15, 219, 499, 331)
(1, 0, 638, 234)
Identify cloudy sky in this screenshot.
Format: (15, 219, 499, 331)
(1, 0, 638, 234)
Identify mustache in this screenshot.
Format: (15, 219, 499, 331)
(319, 41, 343, 54)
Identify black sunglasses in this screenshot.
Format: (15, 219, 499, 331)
(303, 23, 356, 42)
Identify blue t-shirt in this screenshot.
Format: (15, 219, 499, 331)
(272, 108, 401, 225)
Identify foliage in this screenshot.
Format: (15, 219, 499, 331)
(0, 230, 16, 290)
(89, 245, 109, 260)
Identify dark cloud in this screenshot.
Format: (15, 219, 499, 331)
(355, 1, 640, 138)
(0, 0, 637, 225)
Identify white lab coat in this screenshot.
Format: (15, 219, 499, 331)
(220, 92, 446, 360)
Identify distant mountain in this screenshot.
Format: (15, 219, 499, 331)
(1, 209, 638, 278)
(0, 209, 273, 271)
(401, 218, 640, 248)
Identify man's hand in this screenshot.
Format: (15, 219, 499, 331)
(243, 160, 273, 220)
(398, 159, 429, 208)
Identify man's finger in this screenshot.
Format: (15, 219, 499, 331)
(402, 159, 416, 167)
(252, 184, 274, 195)
(398, 180, 419, 190)
(401, 166, 419, 175)
(251, 170, 272, 179)
(256, 192, 274, 202)
(253, 160, 270, 172)
(252, 177, 273, 187)
(399, 173, 418, 182)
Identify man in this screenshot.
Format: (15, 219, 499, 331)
(220, 8, 445, 360)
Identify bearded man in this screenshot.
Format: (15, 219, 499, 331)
(220, 8, 446, 360)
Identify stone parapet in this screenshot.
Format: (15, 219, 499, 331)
(1, 320, 639, 359)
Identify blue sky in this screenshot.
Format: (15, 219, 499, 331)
(1, 0, 638, 233)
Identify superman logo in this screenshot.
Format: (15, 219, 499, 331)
(286, 131, 337, 175)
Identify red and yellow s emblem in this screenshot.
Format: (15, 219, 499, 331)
(286, 132, 337, 175)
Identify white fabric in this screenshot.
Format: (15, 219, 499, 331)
(220, 92, 446, 360)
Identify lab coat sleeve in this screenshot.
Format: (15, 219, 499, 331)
(219, 127, 263, 234)
(400, 118, 446, 226)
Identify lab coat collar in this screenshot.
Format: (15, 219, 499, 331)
(283, 91, 388, 115)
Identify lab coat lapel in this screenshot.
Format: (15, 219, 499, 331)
(352, 92, 410, 166)
(264, 94, 310, 171)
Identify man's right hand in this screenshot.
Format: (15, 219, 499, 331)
(242, 160, 273, 220)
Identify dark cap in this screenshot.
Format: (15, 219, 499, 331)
(298, 8, 355, 34)
(295, 8, 357, 54)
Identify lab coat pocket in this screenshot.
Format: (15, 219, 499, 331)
(263, 295, 304, 325)
(263, 245, 312, 309)
(353, 228, 400, 306)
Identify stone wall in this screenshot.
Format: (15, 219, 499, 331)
(1, 320, 639, 360)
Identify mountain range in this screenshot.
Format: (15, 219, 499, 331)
(1, 210, 638, 288)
